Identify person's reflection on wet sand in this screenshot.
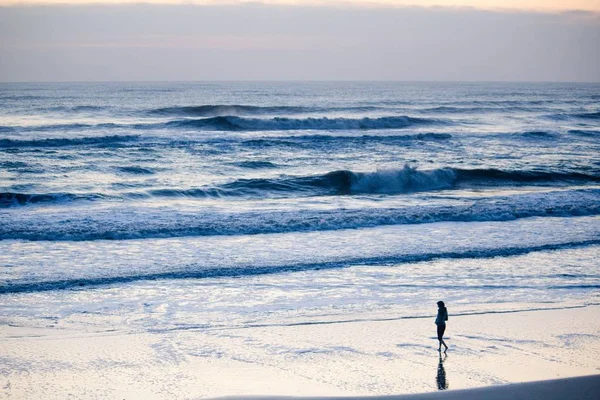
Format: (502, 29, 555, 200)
(436, 352, 448, 390)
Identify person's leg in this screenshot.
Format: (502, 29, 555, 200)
(437, 324, 444, 351)
(440, 324, 448, 351)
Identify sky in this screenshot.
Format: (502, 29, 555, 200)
(0, 1, 599, 82)
(1, 1, 600, 12)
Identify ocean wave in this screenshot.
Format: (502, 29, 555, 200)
(115, 166, 155, 175)
(333, 167, 457, 194)
(453, 168, 600, 185)
(569, 130, 600, 137)
(421, 106, 544, 114)
(164, 115, 442, 131)
(468, 100, 550, 106)
(422, 106, 483, 114)
(0, 132, 451, 152)
(1, 161, 29, 170)
(39, 105, 110, 113)
(71, 105, 106, 112)
(0, 192, 105, 207)
(147, 188, 216, 198)
(575, 111, 600, 120)
(519, 131, 559, 139)
(147, 104, 384, 117)
(546, 111, 600, 121)
(0, 94, 46, 101)
(249, 132, 452, 143)
(1, 239, 598, 294)
(149, 105, 310, 116)
(236, 133, 452, 150)
(218, 166, 600, 196)
(2, 189, 599, 240)
(0, 126, 15, 133)
(233, 161, 279, 169)
(3, 166, 600, 208)
(8, 122, 128, 133)
(3, 115, 443, 134)
(0, 135, 140, 148)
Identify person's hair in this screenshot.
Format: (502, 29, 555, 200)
(437, 301, 447, 313)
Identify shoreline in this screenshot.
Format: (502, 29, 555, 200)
(2, 304, 600, 399)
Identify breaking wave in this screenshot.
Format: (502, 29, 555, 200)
(218, 166, 600, 196)
(3, 166, 600, 207)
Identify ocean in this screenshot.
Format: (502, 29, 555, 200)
(1, 81, 599, 332)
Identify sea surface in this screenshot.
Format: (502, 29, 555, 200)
(1, 82, 599, 332)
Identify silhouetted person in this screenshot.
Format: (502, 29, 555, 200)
(435, 301, 448, 352)
(436, 352, 448, 390)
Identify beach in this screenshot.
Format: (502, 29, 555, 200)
(1, 81, 599, 399)
(2, 304, 599, 399)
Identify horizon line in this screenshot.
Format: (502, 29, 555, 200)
(2, 79, 600, 84)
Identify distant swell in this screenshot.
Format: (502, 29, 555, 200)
(45, 105, 109, 113)
(519, 131, 558, 139)
(165, 115, 442, 131)
(4, 115, 442, 134)
(147, 104, 383, 117)
(0, 135, 140, 148)
(9, 122, 127, 133)
(0, 132, 452, 151)
(149, 105, 311, 116)
(421, 105, 544, 114)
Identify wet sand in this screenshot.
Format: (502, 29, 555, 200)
(1, 305, 599, 399)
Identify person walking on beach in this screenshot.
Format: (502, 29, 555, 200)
(436, 301, 449, 352)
